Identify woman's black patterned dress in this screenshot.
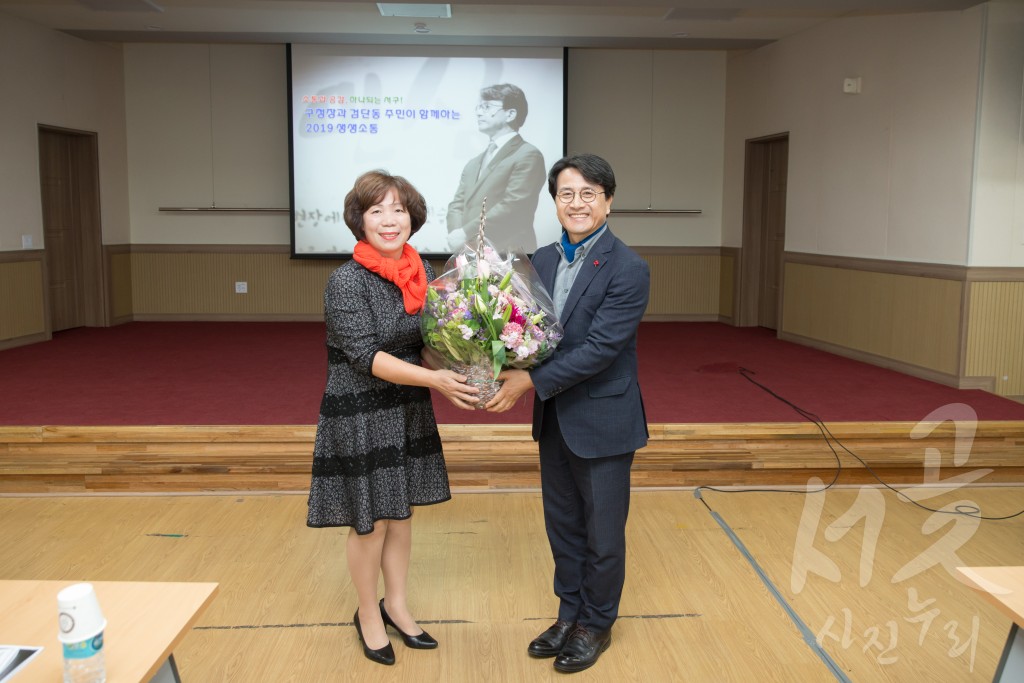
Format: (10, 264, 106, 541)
(306, 259, 450, 534)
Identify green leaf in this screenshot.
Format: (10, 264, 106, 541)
(491, 341, 506, 379)
(440, 330, 466, 362)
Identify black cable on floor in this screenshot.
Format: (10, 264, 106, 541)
(693, 367, 1023, 521)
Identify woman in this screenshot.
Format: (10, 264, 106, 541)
(306, 170, 478, 666)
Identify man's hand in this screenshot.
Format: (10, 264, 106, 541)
(486, 369, 534, 412)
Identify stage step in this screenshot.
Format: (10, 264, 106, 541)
(1, 422, 1022, 494)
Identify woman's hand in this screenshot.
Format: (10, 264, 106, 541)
(431, 369, 480, 410)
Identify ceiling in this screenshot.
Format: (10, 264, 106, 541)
(0, 0, 986, 50)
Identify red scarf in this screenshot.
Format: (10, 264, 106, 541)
(352, 241, 428, 314)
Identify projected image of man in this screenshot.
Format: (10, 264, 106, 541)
(446, 83, 546, 253)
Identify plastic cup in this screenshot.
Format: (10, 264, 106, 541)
(57, 583, 107, 643)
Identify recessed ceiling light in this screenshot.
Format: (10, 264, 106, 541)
(377, 3, 451, 19)
(414, 22, 430, 34)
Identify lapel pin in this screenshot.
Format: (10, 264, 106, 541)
(593, 259, 599, 267)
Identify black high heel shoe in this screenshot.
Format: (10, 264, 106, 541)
(354, 608, 396, 665)
(379, 599, 438, 649)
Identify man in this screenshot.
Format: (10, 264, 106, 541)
(486, 153, 650, 673)
(446, 83, 546, 253)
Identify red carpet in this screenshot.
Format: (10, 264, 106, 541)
(1, 321, 1022, 426)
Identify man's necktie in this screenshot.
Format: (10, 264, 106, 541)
(478, 141, 497, 179)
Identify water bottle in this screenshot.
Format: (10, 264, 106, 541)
(57, 583, 107, 683)
(62, 632, 106, 683)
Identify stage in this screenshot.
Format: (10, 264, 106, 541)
(1, 322, 1022, 493)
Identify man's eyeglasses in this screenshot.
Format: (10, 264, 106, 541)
(556, 189, 606, 204)
(475, 102, 506, 114)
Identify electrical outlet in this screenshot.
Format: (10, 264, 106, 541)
(235, 281, 248, 294)
(22, 235, 33, 249)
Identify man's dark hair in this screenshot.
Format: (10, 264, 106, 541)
(480, 83, 529, 131)
(547, 154, 617, 199)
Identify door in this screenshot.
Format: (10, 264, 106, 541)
(758, 137, 788, 330)
(739, 134, 789, 330)
(38, 127, 105, 332)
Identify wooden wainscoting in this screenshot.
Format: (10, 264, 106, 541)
(107, 245, 734, 323)
(1, 421, 1021, 494)
(966, 280, 1024, 396)
(635, 248, 725, 320)
(0, 252, 48, 348)
(128, 246, 331, 320)
(781, 257, 963, 379)
(106, 245, 133, 324)
(780, 253, 1024, 397)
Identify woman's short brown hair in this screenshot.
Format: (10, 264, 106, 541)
(343, 170, 428, 241)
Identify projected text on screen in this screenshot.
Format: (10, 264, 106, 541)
(289, 45, 565, 257)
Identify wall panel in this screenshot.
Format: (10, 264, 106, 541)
(781, 261, 961, 377)
(719, 250, 736, 319)
(637, 249, 722, 319)
(966, 282, 1024, 395)
(130, 248, 335, 319)
(124, 247, 726, 321)
(0, 257, 46, 343)
(108, 248, 133, 322)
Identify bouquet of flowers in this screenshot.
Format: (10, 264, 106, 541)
(421, 204, 563, 407)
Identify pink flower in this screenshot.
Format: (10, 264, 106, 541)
(509, 303, 527, 327)
(500, 322, 524, 348)
(515, 338, 539, 360)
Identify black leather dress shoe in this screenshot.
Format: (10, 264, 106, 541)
(353, 609, 395, 666)
(380, 599, 438, 649)
(553, 626, 611, 673)
(527, 619, 576, 658)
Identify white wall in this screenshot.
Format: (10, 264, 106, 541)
(567, 49, 727, 247)
(7, 8, 1010, 265)
(124, 43, 290, 245)
(723, 8, 985, 266)
(969, 1, 1024, 267)
(0, 10, 130, 251)
(120, 44, 725, 248)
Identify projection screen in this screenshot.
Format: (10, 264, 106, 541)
(289, 44, 566, 257)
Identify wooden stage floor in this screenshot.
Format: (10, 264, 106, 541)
(1, 420, 1022, 494)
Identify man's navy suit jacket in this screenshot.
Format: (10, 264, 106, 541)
(529, 228, 650, 458)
